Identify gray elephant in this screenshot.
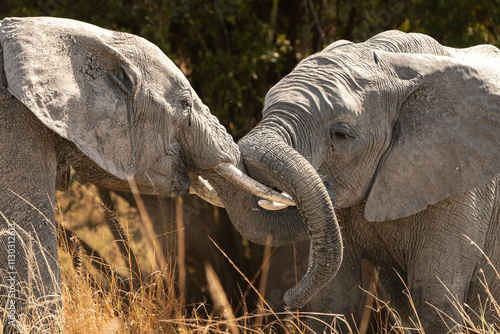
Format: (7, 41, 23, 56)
(0, 16, 291, 330)
(205, 31, 500, 333)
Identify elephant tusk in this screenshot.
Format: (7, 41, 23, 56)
(190, 176, 225, 207)
(257, 193, 292, 211)
(214, 162, 296, 207)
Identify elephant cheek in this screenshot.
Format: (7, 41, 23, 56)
(135, 154, 191, 196)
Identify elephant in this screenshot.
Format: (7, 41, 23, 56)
(205, 31, 500, 333)
(0, 16, 293, 330)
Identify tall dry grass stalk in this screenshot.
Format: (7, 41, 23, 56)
(174, 196, 186, 302)
(127, 180, 169, 278)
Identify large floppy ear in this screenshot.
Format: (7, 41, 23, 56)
(0, 17, 141, 180)
(365, 50, 500, 222)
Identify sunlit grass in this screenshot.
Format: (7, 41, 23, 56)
(2, 178, 500, 333)
(53, 180, 327, 333)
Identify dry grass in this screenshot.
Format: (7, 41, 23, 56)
(54, 180, 312, 333)
(2, 178, 500, 333)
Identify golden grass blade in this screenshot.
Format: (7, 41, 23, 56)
(205, 263, 239, 334)
(127, 179, 168, 278)
(98, 188, 141, 288)
(254, 234, 273, 328)
(208, 236, 283, 323)
(394, 270, 425, 333)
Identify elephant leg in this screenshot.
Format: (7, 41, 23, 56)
(400, 190, 492, 333)
(307, 241, 365, 333)
(377, 247, 477, 333)
(0, 107, 61, 330)
(376, 252, 471, 334)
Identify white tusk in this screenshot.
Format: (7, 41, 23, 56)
(258, 193, 292, 211)
(190, 175, 224, 207)
(214, 162, 296, 207)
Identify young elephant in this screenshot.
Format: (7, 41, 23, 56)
(207, 31, 500, 332)
(0, 17, 290, 329)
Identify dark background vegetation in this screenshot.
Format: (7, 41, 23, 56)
(1, 0, 500, 318)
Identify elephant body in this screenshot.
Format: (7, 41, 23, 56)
(208, 31, 500, 333)
(0, 17, 274, 330)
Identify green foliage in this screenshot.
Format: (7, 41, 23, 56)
(2, 0, 500, 138)
(410, 0, 500, 47)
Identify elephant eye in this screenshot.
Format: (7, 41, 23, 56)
(331, 123, 355, 141)
(180, 100, 190, 109)
(334, 132, 348, 140)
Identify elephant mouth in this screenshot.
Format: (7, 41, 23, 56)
(189, 174, 224, 206)
(136, 168, 191, 196)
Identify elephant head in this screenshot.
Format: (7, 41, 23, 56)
(208, 31, 500, 310)
(0, 16, 292, 202)
(0, 17, 295, 326)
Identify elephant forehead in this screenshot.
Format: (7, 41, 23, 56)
(264, 74, 362, 118)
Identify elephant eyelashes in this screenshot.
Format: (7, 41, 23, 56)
(331, 123, 355, 141)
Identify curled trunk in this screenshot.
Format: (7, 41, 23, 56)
(206, 169, 309, 246)
(208, 128, 343, 309)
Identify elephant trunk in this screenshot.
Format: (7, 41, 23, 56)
(231, 127, 343, 309)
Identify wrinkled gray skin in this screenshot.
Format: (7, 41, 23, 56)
(208, 31, 500, 333)
(0, 17, 238, 322)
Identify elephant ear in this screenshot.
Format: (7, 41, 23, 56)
(0, 17, 140, 180)
(365, 50, 500, 222)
